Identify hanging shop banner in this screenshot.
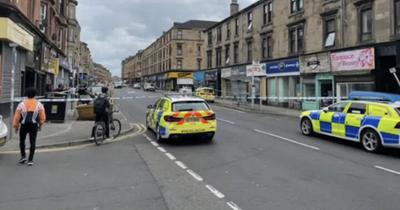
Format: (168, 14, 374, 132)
(331, 48, 375, 72)
(246, 63, 266, 77)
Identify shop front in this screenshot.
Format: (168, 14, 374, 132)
(246, 63, 265, 101)
(300, 52, 334, 110)
(204, 69, 221, 95)
(0, 17, 33, 115)
(221, 68, 231, 98)
(331, 47, 375, 100)
(57, 56, 71, 86)
(156, 74, 165, 89)
(266, 58, 301, 109)
(230, 65, 249, 101)
(165, 71, 193, 91)
(193, 71, 205, 90)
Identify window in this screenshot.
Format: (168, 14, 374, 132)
(177, 44, 182, 56)
(40, 3, 47, 32)
(347, 103, 366, 114)
(262, 36, 272, 58)
(290, 0, 303, 13)
(234, 44, 239, 63)
(328, 102, 349, 112)
(59, 0, 64, 15)
(303, 83, 316, 101)
(360, 8, 372, 41)
(289, 26, 303, 53)
(247, 12, 253, 30)
(58, 28, 63, 49)
(207, 51, 212, 67)
(263, 2, 273, 24)
(68, 50, 73, 64)
(225, 46, 230, 65)
(198, 31, 201, 40)
(197, 45, 201, 56)
(217, 27, 222, 42)
(227, 22, 231, 39)
(235, 18, 239, 35)
(197, 60, 201, 70)
(69, 5, 74, 18)
(368, 104, 390, 116)
(208, 32, 212, 45)
(247, 41, 252, 61)
(177, 60, 182, 69)
(177, 30, 182, 39)
(69, 27, 74, 41)
(324, 19, 335, 47)
(172, 101, 210, 111)
(395, 1, 400, 35)
(216, 48, 222, 67)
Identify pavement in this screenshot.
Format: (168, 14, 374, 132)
(2, 88, 400, 210)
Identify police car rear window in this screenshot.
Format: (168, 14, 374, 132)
(394, 107, 400, 116)
(172, 101, 210, 111)
(203, 89, 214, 93)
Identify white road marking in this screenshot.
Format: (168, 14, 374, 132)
(157, 147, 166, 152)
(187, 169, 204, 181)
(254, 129, 320, 150)
(128, 91, 135, 94)
(150, 141, 159, 147)
(165, 153, 176, 160)
(227, 201, 242, 210)
(205, 185, 225, 198)
(175, 161, 187, 169)
(375, 166, 400, 176)
(276, 118, 282, 121)
(217, 118, 235, 124)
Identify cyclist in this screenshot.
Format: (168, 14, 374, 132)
(89, 86, 112, 140)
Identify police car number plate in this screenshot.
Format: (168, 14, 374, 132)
(185, 117, 199, 122)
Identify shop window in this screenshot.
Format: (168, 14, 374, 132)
(337, 82, 374, 100)
(303, 83, 315, 101)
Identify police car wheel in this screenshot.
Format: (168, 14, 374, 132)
(301, 118, 314, 136)
(156, 125, 164, 143)
(361, 129, 382, 153)
(146, 118, 151, 130)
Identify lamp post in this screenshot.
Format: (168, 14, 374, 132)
(9, 42, 18, 139)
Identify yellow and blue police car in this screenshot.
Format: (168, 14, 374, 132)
(194, 87, 216, 103)
(146, 95, 217, 142)
(300, 100, 400, 153)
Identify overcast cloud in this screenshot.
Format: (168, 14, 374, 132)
(76, 0, 257, 77)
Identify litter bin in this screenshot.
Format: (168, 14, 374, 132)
(42, 97, 67, 123)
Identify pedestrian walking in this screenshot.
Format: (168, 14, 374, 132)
(13, 87, 46, 166)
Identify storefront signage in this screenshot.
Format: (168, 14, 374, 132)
(246, 63, 266, 77)
(165, 72, 193, 78)
(331, 48, 375, 71)
(267, 58, 299, 76)
(58, 57, 70, 71)
(231, 66, 246, 76)
(157, 74, 165, 80)
(221, 68, 231, 78)
(205, 70, 217, 81)
(0, 18, 34, 51)
(193, 71, 205, 81)
(152, 75, 157, 81)
(43, 58, 59, 74)
(300, 52, 330, 73)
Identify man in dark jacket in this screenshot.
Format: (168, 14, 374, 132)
(89, 87, 111, 140)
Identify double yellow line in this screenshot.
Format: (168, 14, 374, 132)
(0, 123, 147, 154)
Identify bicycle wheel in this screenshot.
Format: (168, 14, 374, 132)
(110, 119, 122, 138)
(94, 122, 106, 146)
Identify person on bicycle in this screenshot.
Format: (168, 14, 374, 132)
(89, 86, 111, 140)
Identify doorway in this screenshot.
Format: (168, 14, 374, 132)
(320, 81, 333, 108)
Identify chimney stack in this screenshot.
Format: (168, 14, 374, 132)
(230, 0, 239, 15)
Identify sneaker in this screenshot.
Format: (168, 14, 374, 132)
(27, 161, 34, 166)
(19, 157, 27, 164)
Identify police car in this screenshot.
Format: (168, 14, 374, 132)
(0, 115, 8, 147)
(146, 95, 216, 142)
(300, 91, 400, 153)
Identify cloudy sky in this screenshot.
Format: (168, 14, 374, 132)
(76, 0, 257, 77)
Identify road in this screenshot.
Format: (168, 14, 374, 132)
(116, 88, 400, 210)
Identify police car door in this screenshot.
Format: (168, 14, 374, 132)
(149, 99, 161, 129)
(319, 102, 349, 135)
(152, 99, 165, 127)
(344, 102, 367, 139)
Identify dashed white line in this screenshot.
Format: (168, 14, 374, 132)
(150, 141, 159, 147)
(217, 118, 235, 124)
(375, 166, 400, 176)
(187, 169, 204, 181)
(254, 129, 320, 150)
(142, 134, 153, 141)
(157, 147, 166, 152)
(165, 153, 176, 160)
(175, 161, 187, 169)
(205, 185, 225, 198)
(227, 201, 242, 210)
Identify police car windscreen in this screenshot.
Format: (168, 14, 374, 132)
(172, 101, 210, 111)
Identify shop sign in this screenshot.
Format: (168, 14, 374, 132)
(221, 68, 231, 78)
(193, 71, 205, 81)
(300, 52, 330, 73)
(331, 48, 375, 71)
(58, 57, 70, 70)
(246, 63, 266, 77)
(0, 18, 34, 51)
(43, 58, 59, 74)
(231, 66, 246, 77)
(157, 74, 165, 80)
(205, 70, 217, 81)
(266, 58, 299, 75)
(165, 72, 193, 78)
(152, 75, 157, 81)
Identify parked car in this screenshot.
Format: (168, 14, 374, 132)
(133, 83, 141, 89)
(0, 115, 8, 147)
(115, 81, 122, 89)
(144, 83, 155, 91)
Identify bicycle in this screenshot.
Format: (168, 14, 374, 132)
(93, 110, 122, 146)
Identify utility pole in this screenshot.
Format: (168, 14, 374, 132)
(251, 60, 259, 109)
(9, 43, 18, 139)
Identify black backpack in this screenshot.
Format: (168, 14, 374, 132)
(93, 97, 107, 114)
